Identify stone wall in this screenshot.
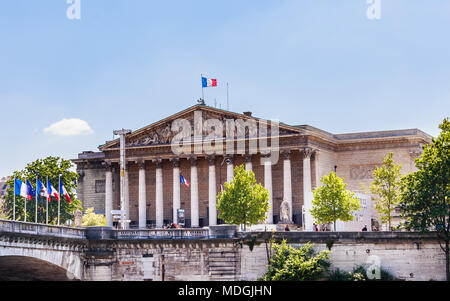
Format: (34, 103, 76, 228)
(238, 232, 447, 281)
(0, 223, 447, 281)
(83, 240, 240, 281)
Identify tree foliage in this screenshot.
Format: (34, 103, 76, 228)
(82, 208, 106, 227)
(370, 152, 402, 231)
(399, 118, 450, 280)
(261, 240, 331, 281)
(4, 157, 82, 224)
(310, 172, 361, 231)
(217, 165, 269, 231)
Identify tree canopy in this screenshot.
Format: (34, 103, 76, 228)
(310, 171, 361, 231)
(399, 118, 450, 280)
(370, 152, 402, 231)
(4, 157, 82, 225)
(82, 207, 106, 227)
(217, 165, 269, 231)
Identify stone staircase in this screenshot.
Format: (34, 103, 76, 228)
(208, 249, 239, 281)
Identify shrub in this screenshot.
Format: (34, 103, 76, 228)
(81, 208, 106, 227)
(261, 240, 331, 281)
(328, 265, 397, 281)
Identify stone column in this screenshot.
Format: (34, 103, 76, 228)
(154, 159, 164, 228)
(313, 151, 320, 189)
(282, 150, 292, 220)
(244, 155, 253, 171)
(138, 160, 147, 229)
(302, 148, 314, 231)
(190, 157, 199, 228)
(263, 154, 273, 224)
(208, 156, 217, 226)
(171, 158, 181, 224)
(104, 162, 113, 227)
(226, 156, 234, 182)
(124, 162, 130, 229)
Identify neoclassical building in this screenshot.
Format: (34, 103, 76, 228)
(73, 104, 431, 230)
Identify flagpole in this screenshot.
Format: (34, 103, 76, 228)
(58, 175, 61, 226)
(24, 178, 27, 223)
(35, 177, 38, 223)
(201, 74, 204, 101)
(227, 82, 229, 111)
(13, 178, 16, 221)
(46, 176, 48, 225)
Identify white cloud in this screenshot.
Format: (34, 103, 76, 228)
(44, 118, 94, 136)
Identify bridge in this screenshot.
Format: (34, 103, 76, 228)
(0, 219, 446, 281)
(0, 219, 214, 281)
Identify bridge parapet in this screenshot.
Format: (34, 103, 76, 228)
(0, 219, 85, 239)
(115, 228, 210, 240)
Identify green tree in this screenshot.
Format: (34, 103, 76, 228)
(4, 157, 82, 225)
(0, 199, 9, 220)
(311, 172, 361, 231)
(370, 152, 402, 231)
(261, 240, 331, 281)
(217, 165, 269, 231)
(399, 118, 450, 281)
(82, 208, 106, 227)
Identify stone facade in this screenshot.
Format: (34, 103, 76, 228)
(73, 105, 431, 230)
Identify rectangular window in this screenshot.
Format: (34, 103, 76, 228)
(95, 180, 105, 193)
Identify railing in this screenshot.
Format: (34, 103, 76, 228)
(0, 219, 211, 240)
(0, 219, 86, 239)
(114, 228, 210, 240)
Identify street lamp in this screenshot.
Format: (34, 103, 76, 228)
(114, 129, 132, 230)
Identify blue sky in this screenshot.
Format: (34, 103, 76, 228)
(0, 0, 449, 176)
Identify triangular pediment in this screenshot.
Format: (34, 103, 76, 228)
(99, 105, 303, 151)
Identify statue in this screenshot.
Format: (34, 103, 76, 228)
(280, 200, 291, 222)
(74, 209, 83, 227)
(277, 200, 295, 231)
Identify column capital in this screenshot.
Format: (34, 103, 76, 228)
(136, 159, 146, 170)
(207, 155, 216, 166)
(102, 161, 113, 172)
(153, 158, 163, 169)
(189, 156, 198, 166)
(281, 149, 291, 160)
(313, 149, 320, 160)
(170, 157, 180, 168)
(301, 147, 314, 159)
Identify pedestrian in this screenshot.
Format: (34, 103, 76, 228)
(362, 225, 368, 232)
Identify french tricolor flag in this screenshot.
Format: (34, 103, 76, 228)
(60, 181, 71, 203)
(180, 174, 190, 187)
(47, 180, 59, 202)
(202, 77, 217, 88)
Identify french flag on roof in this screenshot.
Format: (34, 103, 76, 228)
(202, 77, 217, 88)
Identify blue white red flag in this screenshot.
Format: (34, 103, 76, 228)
(180, 174, 190, 187)
(60, 181, 71, 203)
(202, 77, 217, 88)
(14, 179, 27, 198)
(47, 180, 59, 202)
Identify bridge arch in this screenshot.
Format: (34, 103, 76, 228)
(0, 256, 80, 281)
(0, 242, 84, 280)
